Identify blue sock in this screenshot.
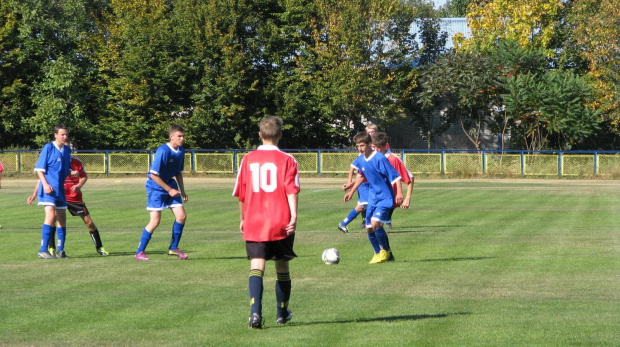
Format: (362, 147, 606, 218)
(56, 227, 66, 252)
(136, 229, 152, 254)
(341, 208, 360, 227)
(375, 227, 389, 251)
(367, 231, 380, 253)
(39, 224, 53, 252)
(275, 272, 291, 317)
(169, 221, 184, 250)
(249, 269, 264, 315)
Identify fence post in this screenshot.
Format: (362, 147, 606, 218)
(104, 151, 109, 176)
(317, 150, 322, 175)
(482, 150, 487, 175)
(233, 150, 238, 174)
(520, 151, 525, 177)
(594, 152, 598, 176)
(18, 150, 22, 173)
(441, 151, 446, 175)
(191, 150, 195, 173)
(558, 152, 563, 177)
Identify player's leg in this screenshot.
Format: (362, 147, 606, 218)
(274, 234, 296, 325)
(81, 213, 108, 256)
(38, 205, 57, 258)
(135, 211, 161, 261)
(48, 223, 57, 256)
(338, 203, 363, 233)
(55, 208, 69, 258)
(167, 204, 188, 259)
(370, 206, 392, 263)
(248, 252, 267, 329)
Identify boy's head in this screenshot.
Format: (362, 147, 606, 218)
(371, 132, 389, 153)
(259, 116, 283, 142)
(365, 122, 379, 136)
(53, 124, 68, 145)
(353, 131, 372, 156)
(169, 124, 185, 148)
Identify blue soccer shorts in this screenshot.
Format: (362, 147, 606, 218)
(145, 180, 183, 211)
(366, 204, 393, 226)
(357, 182, 370, 206)
(38, 192, 68, 209)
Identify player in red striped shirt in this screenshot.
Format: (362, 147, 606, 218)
(233, 116, 300, 329)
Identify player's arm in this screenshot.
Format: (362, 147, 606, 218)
(342, 166, 356, 191)
(36, 171, 53, 194)
(394, 178, 403, 206)
(344, 174, 364, 202)
(238, 201, 245, 233)
(27, 181, 39, 204)
(286, 193, 298, 235)
(71, 171, 88, 193)
(175, 173, 189, 203)
(401, 179, 413, 209)
(150, 173, 180, 197)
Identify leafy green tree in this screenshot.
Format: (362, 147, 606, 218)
(437, 0, 472, 17)
(417, 51, 502, 149)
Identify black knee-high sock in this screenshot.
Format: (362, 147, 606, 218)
(275, 272, 291, 316)
(48, 227, 57, 250)
(249, 269, 264, 315)
(89, 229, 103, 248)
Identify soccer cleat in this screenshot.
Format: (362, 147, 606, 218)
(38, 251, 56, 259)
(368, 253, 381, 264)
(377, 249, 390, 263)
(48, 247, 56, 257)
(337, 224, 349, 234)
(134, 251, 150, 261)
(385, 223, 392, 229)
(248, 312, 264, 329)
(168, 248, 188, 259)
(358, 220, 366, 229)
(387, 251, 395, 262)
(97, 247, 109, 256)
(56, 250, 70, 259)
(276, 309, 293, 325)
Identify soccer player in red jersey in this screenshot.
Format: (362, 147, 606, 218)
(233, 116, 300, 329)
(28, 138, 108, 257)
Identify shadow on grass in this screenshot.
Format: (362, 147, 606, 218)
(417, 256, 497, 262)
(272, 312, 471, 328)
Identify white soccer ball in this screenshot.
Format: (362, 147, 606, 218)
(322, 248, 340, 265)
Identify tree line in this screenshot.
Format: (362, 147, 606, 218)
(1, 0, 618, 151)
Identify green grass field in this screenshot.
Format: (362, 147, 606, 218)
(0, 177, 619, 346)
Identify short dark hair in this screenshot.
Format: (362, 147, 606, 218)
(371, 132, 389, 147)
(54, 124, 67, 134)
(169, 124, 185, 135)
(259, 116, 283, 140)
(353, 131, 371, 144)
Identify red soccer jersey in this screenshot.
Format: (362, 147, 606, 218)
(0, 159, 4, 172)
(385, 151, 413, 206)
(64, 157, 86, 203)
(233, 145, 300, 242)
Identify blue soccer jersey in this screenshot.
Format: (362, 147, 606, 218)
(352, 151, 401, 208)
(34, 142, 72, 202)
(147, 143, 185, 190)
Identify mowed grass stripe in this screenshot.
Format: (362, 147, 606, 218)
(0, 178, 618, 346)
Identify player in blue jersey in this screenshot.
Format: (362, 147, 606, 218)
(337, 122, 389, 233)
(34, 124, 72, 259)
(134, 124, 189, 261)
(344, 131, 402, 264)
